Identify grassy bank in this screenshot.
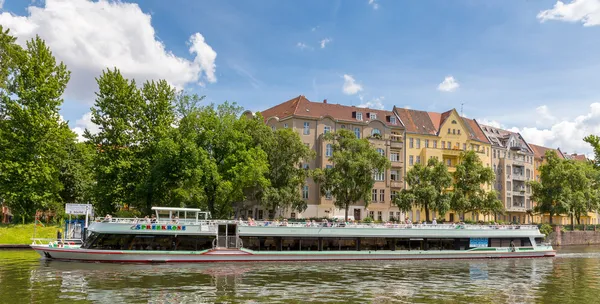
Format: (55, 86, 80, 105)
(0, 224, 60, 245)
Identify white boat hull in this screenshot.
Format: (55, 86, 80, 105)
(31, 246, 556, 263)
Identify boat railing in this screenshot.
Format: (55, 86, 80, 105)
(95, 217, 220, 225)
(238, 222, 540, 230)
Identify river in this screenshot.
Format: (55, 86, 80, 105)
(0, 246, 599, 303)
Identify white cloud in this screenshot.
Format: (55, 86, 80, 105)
(535, 105, 557, 126)
(342, 74, 363, 95)
(71, 112, 100, 142)
(509, 103, 600, 154)
(0, 0, 4, 10)
(319, 38, 331, 49)
(437, 76, 459, 92)
(358, 96, 385, 110)
(0, 0, 217, 103)
(297, 42, 310, 50)
(368, 0, 379, 10)
(311, 26, 319, 32)
(478, 118, 504, 129)
(538, 0, 600, 26)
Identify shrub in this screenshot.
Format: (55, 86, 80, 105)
(539, 223, 553, 236)
(362, 217, 374, 223)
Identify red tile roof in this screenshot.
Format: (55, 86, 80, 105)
(463, 118, 490, 144)
(260, 95, 402, 127)
(566, 153, 588, 161)
(529, 143, 565, 159)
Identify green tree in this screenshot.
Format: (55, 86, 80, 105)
(450, 150, 503, 218)
(86, 68, 144, 215)
(584, 135, 600, 169)
(258, 123, 315, 217)
(530, 150, 569, 224)
(312, 129, 390, 221)
(0, 31, 73, 222)
(394, 157, 452, 222)
(176, 101, 270, 218)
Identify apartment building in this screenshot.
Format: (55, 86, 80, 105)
(250, 95, 406, 221)
(393, 107, 492, 223)
(478, 124, 535, 224)
(530, 144, 598, 225)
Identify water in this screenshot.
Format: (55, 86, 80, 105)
(1, 247, 599, 303)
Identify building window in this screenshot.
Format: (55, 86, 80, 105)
(457, 129, 461, 135)
(372, 128, 381, 136)
(526, 169, 530, 179)
(391, 170, 399, 181)
(446, 159, 451, 166)
(290, 212, 296, 219)
(357, 112, 363, 121)
(409, 138, 414, 148)
(284, 123, 288, 128)
(390, 117, 396, 124)
(303, 122, 310, 135)
(303, 163, 309, 170)
(378, 211, 383, 221)
(258, 210, 264, 220)
(447, 142, 451, 149)
(389, 212, 395, 220)
(409, 155, 414, 165)
(247, 210, 253, 218)
(493, 150, 496, 158)
(377, 148, 385, 156)
(425, 139, 429, 148)
(324, 126, 331, 134)
(390, 152, 399, 162)
(374, 169, 385, 181)
(507, 181, 511, 190)
(302, 185, 309, 199)
(463, 143, 466, 150)
(354, 127, 361, 139)
(372, 189, 378, 201)
(416, 156, 421, 164)
(326, 144, 333, 157)
(391, 191, 398, 201)
(453, 129, 456, 135)
(369, 211, 375, 219)
(416, 139, 421, 149)
(380, 189, 385, 202)
(326, 189, 332, 199)
(271, 126, 276, 131)
(487, 147, 489, 156)
(506, 165, 510, 176)
(448, 128, 451, 134)
(326, 164, 333, 169)
(433, 140, 437, 148)
(371, 113, 377, 120)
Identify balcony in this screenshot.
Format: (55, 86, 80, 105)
(390, 141, 403, 149)
(512, 174, 526, 181)
(441, 148, 463, 156)
(447, 166, 457, 173)
(506, 205, 526, 212)
(391, 181, 403, 188)
(391, 161, 403, 168)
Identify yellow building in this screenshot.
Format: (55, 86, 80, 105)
(393, 107, 493, 223)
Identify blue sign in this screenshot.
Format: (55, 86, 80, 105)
(469, 238, 488, 248)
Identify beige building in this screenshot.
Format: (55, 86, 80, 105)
(478, 124, 535, 224)
(250, 95, 406, 221)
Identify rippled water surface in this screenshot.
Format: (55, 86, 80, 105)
(1, 246, 599, 303)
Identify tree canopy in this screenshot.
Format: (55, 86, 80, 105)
(312, 129, 390, 221)
(450, 151, 503, 217)
(394, 157, 452, 222)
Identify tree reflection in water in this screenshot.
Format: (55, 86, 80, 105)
(1, 247, 600, 303)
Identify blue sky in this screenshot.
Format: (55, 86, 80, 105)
(1, 0, 600, 154)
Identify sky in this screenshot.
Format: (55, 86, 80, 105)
(1, 0, 600, 155)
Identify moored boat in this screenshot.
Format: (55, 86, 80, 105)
(31, 207, 556, 263)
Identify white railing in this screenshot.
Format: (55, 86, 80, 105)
(238, 222, 539, 230)
(95, 217, 220, 225)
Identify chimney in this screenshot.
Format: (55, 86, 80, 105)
(323, 99, 327, 104)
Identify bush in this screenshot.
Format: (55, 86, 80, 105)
(539, 223, 553, 236)
(362, 217, 374, 223)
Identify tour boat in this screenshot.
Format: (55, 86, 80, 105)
(31, 207, 556, 263)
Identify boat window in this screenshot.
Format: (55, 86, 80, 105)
(359, 238, 388, 251)
(85, 234, 214, 251)
(240, 236, 260, 251)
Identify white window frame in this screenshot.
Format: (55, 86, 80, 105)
(356, 112, 363, 121)
(326, 144, 333, 157)
(303, 122, 310, 135)
(324, 126, 331, 134)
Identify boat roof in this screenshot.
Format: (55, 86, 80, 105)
(151, 207, 203, 212)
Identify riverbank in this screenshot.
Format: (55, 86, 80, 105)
(547, 225, 600, 246)
(0, 224, 59, 245)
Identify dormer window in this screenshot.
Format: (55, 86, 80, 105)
(452, 120, 457, 124)
(390, 116, 396, 124)
(371, 113, 377, 120)
(356, 112, 363, 121)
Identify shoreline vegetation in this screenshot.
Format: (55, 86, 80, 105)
(0, 224, 59, 245)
